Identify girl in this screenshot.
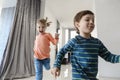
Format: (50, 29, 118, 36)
(34, 17, 59, 80)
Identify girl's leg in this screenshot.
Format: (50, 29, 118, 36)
(43, 58, 50, 70)
(34, 58, 43, 80)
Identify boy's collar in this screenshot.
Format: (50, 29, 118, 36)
(77, 34, 93, 40)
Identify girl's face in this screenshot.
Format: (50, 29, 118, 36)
(76, 14, 95, 35)
(37, 22, 47, 33)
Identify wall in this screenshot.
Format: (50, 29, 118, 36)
(44, 2, 58, 66)
(40, 0, 45, 18)
(95, 0, 120, 78)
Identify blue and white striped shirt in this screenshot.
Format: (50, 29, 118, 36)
(54, 35, 120, 80)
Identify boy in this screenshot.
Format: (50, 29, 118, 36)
(51, 10, 120, 80)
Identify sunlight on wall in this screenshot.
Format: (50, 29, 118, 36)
(0, 1, 3, 16)
(0, 7, 2, 15)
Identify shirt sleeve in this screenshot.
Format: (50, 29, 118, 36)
(48, 33, 58, 45)
(53, 38, 75, 69)
(98, 39, 120, 63)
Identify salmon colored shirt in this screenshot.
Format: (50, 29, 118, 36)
(33, 33, 58, 60)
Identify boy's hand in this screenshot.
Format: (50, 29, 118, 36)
(55, 33, 59, 39)
(51, 67, 60, 78)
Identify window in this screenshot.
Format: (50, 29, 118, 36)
(0, 7, 15, 64)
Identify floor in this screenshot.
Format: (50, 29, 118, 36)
(15, 76, 120, 80)
(14, 64, 120, 80)
(15, 64, 71, 80)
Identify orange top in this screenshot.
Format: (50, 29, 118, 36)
(33, 33, 58, 60)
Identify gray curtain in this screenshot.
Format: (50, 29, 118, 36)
(0, 0, 41, 80)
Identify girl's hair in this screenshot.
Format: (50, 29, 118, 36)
(74, 10, 94, 34)
(37, 17, 52, 27)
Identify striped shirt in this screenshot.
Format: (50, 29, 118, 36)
(54, 35, 120, 80)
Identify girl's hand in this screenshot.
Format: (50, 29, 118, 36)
(55, 33, 59, 39)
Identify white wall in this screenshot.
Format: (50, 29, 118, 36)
(95, 0, 120, 78)
(44, 2, 58, 66)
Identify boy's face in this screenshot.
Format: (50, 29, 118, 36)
(76, 14, 95, 34)
(37, 22, 47, 33)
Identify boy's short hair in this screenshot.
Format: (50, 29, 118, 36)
(74, 10, 94, 34)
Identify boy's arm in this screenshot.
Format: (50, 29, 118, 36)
(51, 67, 60, 78)
(53, 39, 75, 69)
(98, 40, 120, 63)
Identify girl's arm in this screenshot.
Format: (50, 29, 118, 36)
(48, 33, 59, 45)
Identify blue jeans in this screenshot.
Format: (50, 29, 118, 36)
(34, 58, 50, 80)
